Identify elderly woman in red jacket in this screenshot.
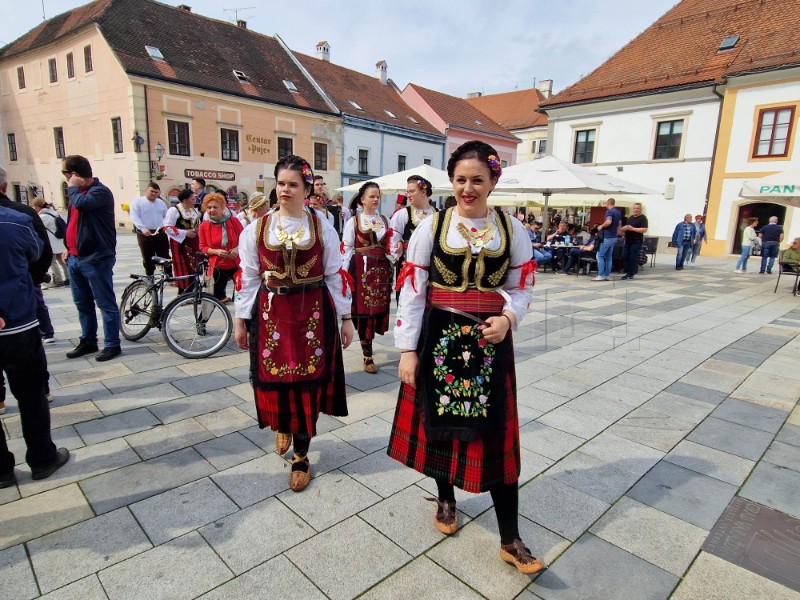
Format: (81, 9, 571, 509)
(198, 193, 243, 301)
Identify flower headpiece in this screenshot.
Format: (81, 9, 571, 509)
(416, 178, 428, 190)
(487, 155, 502, 177)
(301, 164, 314, 186)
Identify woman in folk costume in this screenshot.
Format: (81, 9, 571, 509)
(389, 175, 437, 301)
(198, 193, 244, 302)
(234, 155, 354, 492)
(163, 188, 201, 292)
(236, 191, 269, 229)
(388, 140, 542, 574)
(342, 182, 393, 374)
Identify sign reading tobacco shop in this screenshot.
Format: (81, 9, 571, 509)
(184, 169, 236, 181)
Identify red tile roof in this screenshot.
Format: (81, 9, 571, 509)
(295, 53, 442, 137)
(465, 88, 548, 131)
(0, 0, 334, 114)
(543, 0, 800, 108)
(406, 83, 519, 141)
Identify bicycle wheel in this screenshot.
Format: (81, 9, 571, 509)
(119, 280, 156, 341)
(162, 292, 232, 358)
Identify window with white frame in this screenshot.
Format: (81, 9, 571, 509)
(48, 58, 57, 83)
(753, 106, 794, 158)
(111, 117, 123, 153)
(398, 154, 407, 171)
(314, 142, 328, 171)
(221, 128, 239, 161)
(277, 136, 293, 159)
(17, 66, 25, 89)
(358, 149, 369, 174)
(53, 127, 65, 158)
(66, 52, 74, 78)
(83, 45, 93, 73)
(7, 133, 18, 161)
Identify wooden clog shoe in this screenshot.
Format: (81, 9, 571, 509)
(426, 497, 458, 535)
(363, 357, 378, 374)
(499, 538, 545, 575)
(275, 432, 292, 455)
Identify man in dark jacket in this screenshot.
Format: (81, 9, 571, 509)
(62, 155, 121, 361)
(0, 202, 70, 488)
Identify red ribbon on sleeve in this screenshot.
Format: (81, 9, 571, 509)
(395, 262, 428, 292)
(164, 226, 178, 236)
(519, 260, 537, 289)
(338, 269, 354, 297)
(340, 240, 345, 255)
(233, 268, 243, 292)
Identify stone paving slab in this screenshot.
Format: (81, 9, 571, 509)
(27, 508, 152, 594)
(193, 432, 264, 471)
(198, 555, 326, 600)
(359, 555, 484, 600)
(686, 416, 774, 461)
(74, 408, 161, 446)
(37, 575, 108, 600)
(125, 418, 214, 460)
(0, 543, 38, 600)
(739, 461, 800, 519)
(664, 439, 756, 486)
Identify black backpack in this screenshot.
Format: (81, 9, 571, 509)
(328, 204, 342, 236)
(46, 209, 68, 239)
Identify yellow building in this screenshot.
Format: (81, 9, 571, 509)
(0, 0, 342, 224)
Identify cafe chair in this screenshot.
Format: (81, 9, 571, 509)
(774, 251, 800, 296)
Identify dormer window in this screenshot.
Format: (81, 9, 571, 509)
(475, 120, 483, 126)
(718, 35, 740, 52)
(348, 100, 364, 111)
(283, 80, 298, 93)
(146, 46, 165, 61)
(407, 115, 419, 125)
(233, 70, 250, 83)
(384, 109, 397, 119)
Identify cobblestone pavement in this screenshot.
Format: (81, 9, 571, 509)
(2, 233, 799, 600)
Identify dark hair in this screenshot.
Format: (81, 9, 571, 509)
(308, 193, 321, 202)
(274, 155, 314, 192)
(147, 181, 160, 191)
(444, 195, 457, 209)
(446, 140, 501, 179)
(350, 181, 380, 212)
(192, 177, 206, 187)
(313, 175, 324, 182)
(407, 175, 432, 197)
(269, 189, 278, 207)
(177, 189, 194, 202)
(63, 155, 92, 178)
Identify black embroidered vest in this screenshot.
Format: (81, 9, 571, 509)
(429, 207, 511, 292)
(402, 205, 437, 242)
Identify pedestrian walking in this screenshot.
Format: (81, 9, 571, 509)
(671, 214, 696, 270)
(388, 140, 543, 575)
(234, 155, 354, 492)
(620, 202, 648, 280)
(690, 214, 707, 264)
(735, 218, 759, 273)
(32, 198, 69, 287)
(342, 183, 392, 374)
(593, 198, 621, 281)
(759, 216, 784, 274)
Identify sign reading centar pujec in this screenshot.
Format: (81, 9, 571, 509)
(184, 169, 236, 181)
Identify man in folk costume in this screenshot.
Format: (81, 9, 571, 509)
(389, 175, 437, 302)
(342, 182, 392, 374)
(234, 155, 354, 492)
(164, 189, 200, 292)
(388, 141, 543, 575)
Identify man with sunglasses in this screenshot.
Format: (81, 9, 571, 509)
(61, 155, 121, 362)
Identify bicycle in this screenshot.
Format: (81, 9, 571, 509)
(118, 253, 233, 358)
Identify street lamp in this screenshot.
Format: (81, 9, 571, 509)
(154, 142, 165, 162)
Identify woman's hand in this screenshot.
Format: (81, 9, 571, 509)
(398, 352, 419, 388)
(340, 319, 355, 349)
(228, 247, 239, 259)
(479, 314, 512, 344)
(185, 230, 197, 239)
(234, 318, 249, 350)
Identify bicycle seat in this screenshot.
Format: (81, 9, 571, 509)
(152, 257, 172, 265)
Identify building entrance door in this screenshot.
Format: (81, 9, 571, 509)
(732, 203, 786, 254)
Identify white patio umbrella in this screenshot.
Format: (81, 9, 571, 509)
(335, 164, 454, 195)
(494, 155, 659, 231)
(740, 167, 800, 207)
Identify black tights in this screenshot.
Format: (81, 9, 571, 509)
(360, 339, 373, 357)
(292, 433, 310, 457)
(436, 479, 519, 545)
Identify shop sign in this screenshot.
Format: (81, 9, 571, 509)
(184, 169, 236, 181)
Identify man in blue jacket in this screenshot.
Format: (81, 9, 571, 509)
(62, 155, 122, 361)
(671, 214, 696, 270)
(0, 202, 70, 488)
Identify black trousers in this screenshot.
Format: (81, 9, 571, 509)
(211, 268, 238, 300)
(136, 231, 171, 276)
(0, 328, 57, 474)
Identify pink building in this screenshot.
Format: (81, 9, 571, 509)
(401, 83, 520, 167)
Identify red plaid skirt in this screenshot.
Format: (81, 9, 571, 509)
(355, 313, 389, 340)
(387, 364, 520, 494)
(169, 237, 200, 291)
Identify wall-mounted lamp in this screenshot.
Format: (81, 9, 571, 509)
(132, 131, 145, 152)
(154, 142, 165, 162)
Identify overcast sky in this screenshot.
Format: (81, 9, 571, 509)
(0, 0, 678, 97)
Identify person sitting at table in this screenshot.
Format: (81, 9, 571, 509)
(527, 221, 552, 267)
(558, 227, 598, 274)
(546, 221, 569, 270)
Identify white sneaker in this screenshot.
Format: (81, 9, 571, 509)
(43, 337, 56, 344)
(735, 268, 741, 273)
(591, 276, 605, 281)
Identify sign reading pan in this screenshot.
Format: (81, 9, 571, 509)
(184, 169, 236, 181)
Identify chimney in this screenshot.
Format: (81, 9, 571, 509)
(177, 4, 191, 11)
(538, 79, 553, 99)
(315, 41, 330, 62)
(466, 92, 482, 98)
(375, 60, 387, 85)
(237, 19, 247, 28)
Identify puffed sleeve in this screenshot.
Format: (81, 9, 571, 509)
(501, 217, 534, 329)
(341, 215, 356, 270)
(163, 207, 187, 243)
(320, 216, 352, 316)
(393, 217, 434, 350)
(233, 220, 260, 319)
(389, 209, 407, 260)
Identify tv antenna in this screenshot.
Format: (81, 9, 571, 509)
(223, 6, 255, 22)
